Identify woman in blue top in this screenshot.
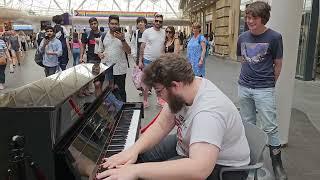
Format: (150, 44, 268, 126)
(187, 22, 207, 77)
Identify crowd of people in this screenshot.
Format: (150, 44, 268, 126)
(0, 30, 37, 90)
(0, 1, 288, 180)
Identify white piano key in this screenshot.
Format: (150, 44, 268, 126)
(123, 110, 140, 150)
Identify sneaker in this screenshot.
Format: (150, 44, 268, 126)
(0, 83, 4, 90)
(143, 101, 150, 109)
(9, 64, 14, 73)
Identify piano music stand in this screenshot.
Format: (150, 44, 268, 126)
(7, 135, 47, 180)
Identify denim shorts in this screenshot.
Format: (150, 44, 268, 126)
(143, 58, 152, 67)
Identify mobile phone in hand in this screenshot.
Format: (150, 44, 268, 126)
(115, 27, 123, 33)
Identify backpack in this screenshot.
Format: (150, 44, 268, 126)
(100, 32, 107, 46)
(37, 32, 45, 46)
(54, 24, 67, 48)
(34, 46, 44, 67)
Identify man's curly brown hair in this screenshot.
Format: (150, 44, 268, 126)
(142, 54, 194, 88)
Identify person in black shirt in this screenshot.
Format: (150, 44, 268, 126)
(79, 17, 103, 96)
(164, 26, 180, 54)
(80, 17, 101, 64)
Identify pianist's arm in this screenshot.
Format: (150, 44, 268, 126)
(97, 105, 220, 180)
(101, 104, 176, 169)
(132, 104, 176, 153)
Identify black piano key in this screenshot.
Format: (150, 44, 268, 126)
(105, 151, 120, 157)
(107, 145, 124, 151)
(115, 127, 129, 131)
(111, 138, 126, 142)
(109, 141, 126, 146)
(115, 129, 129, 133)
(113, 133, 128, 137)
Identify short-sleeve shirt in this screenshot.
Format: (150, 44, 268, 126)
(174, 78, 250, 167)
(98, 32, 127, 75)
(9, 36, 20, 51)
(237, 29, 283, 88)
(82, 30, 101, 63)
(0, 39, 7, 58)
(140, 27, 165, 61)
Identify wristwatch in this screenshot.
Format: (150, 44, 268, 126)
(121, 39, 126, 42)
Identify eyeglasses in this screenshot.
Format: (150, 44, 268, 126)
(155, 20, 163, 23)
(155, 87, 165, 96)
(166, 31, 172, 34)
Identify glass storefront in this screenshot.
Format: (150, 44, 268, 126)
(296, 0, 319, 81)
(296, 0, 313, 79)
(239, 0, 252, 35)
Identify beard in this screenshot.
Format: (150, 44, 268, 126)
(167, 90, 185, 114)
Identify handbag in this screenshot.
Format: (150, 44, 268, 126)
(0, 56, 6, 65)
(131, 66, 144, 90)
(34, 48, 44, 67)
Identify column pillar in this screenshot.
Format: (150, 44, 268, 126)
(267, 0, 304, 144)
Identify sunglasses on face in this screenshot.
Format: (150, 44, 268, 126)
(166, 31, 172, 34)
(155, 20, 163, 23)
(46, 30, 53, 33)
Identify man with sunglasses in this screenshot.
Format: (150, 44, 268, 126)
(139, 13, 166, 108)
(38, 26, 62, 77)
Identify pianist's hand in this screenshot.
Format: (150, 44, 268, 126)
(101, 148, 138, 169)
(96, 164, 138, 180)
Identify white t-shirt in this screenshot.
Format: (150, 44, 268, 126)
(140, 27, 165, 61)
(98, 31, 127, 75)
(174, 78, 250, 167)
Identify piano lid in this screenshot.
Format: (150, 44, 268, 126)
(0, 63, 111, 108)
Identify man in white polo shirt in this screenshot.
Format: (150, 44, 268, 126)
(138, 13, 166, 108)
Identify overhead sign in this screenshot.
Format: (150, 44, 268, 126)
(13, 25, 33, 31)
(74, 10, 158, 18)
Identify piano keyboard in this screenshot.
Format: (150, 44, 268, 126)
(104, 109, 141, 157)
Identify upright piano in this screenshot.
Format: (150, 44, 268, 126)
(0, 63, 143, 180)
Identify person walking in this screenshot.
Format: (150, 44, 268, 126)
(138, 13, 166, 108)
(71, 32, 81, 66)
(186, 22, 207, 77)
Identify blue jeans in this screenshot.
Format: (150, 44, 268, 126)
(143, 58, 152, 67)
(0, 64, 6, 83)
(238, 85, 281, 146)
(138, 135, 247, 180)
(72, 48, 80, 66)
(44, 66, 58, 77)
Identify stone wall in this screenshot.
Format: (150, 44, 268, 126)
(215, 0, 231, 56)
(185, 0, 240, 60)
